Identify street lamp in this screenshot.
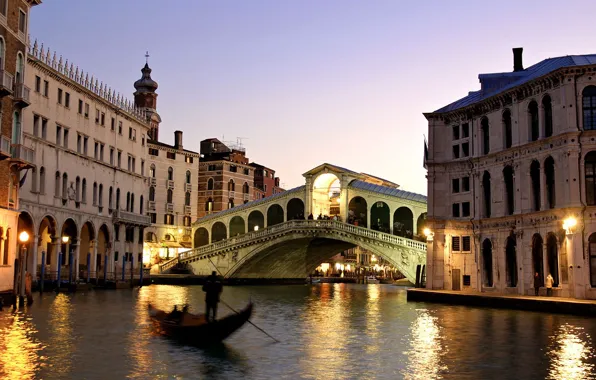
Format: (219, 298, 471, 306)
(423, 228, 434, 242)
(254, 225, 259, 231)
(62, 236, 70, 244)
(563, 217, 577, 236)
(18, 231, 30, 305)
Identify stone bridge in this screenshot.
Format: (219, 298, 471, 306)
(174, 163, 428, 282)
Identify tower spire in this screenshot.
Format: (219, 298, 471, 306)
(145, 51, 149, 65)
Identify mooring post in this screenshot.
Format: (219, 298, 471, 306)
(130, 256, 134, 285)
(40, 251, 46, 293)
(121, 254, 126, 281)
(56, 253, 62, 292)
(86, 253, 91, 283)
(68, 250, 74, 285)
(103, 254, 108, 283)
(139, 255, 143, 287)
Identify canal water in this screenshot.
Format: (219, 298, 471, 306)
(0, 284, 595, 379)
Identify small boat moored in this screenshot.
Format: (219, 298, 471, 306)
(148, 302, 253, 346)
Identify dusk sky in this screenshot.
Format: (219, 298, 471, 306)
(30, 0, 594, 195)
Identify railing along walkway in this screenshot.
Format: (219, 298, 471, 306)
(180, 220, 426, 263)
(159, 256, 181, 273)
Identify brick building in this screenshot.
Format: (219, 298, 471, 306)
(250, 162, 283, 199)
(0, 0, 40, 292)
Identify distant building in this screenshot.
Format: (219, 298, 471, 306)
(250, 162, 284, 199)
(425, 47, 596, 299)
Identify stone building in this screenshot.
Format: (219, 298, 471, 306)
(424, 48, 596, 299)
(17, 42, 153, 284)
(144, 130, 199, 263)
(250, 162, 283, 199)
(0, 0, 40, 292)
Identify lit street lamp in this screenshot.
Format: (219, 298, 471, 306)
(18, 231, 30, 305)
(62, 236, 70, 244)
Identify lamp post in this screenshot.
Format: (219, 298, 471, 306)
(18, 231, 29, 306)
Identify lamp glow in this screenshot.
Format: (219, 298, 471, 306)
(423, 227, 434, 242)
(254, 225, 259, 231)
(563, 217, 577, 235)
(62, 236, 70, 244)
(178, 229, 183, 234)
(18, 231, 29, 243)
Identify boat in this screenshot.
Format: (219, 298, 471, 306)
(148, 302, 253, 345)
(366, 276, 380, 284)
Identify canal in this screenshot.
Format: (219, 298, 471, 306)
(0, 284, 594, 379)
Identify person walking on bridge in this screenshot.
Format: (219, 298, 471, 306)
(203, 271, 223, 322)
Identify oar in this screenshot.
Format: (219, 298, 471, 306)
(207, 257, 279, 343)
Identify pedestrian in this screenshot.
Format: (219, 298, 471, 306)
(202, 271, 223, 322)
(533, 272, 541, 296)
(545, 273, 554, 297)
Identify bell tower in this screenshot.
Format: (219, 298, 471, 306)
(134, 52, 161, 141)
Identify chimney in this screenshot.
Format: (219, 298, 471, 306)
(174, 130, 183, 149)
(513, 47, 524, 72)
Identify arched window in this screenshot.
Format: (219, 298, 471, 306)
(183, 216, 191, 227)
(82, 178, 87, 203)
(585, 151, 596, 206)
(589, 233, 596, 287)
(168, 167, 173, 181)
(39, 167, 45, 194)
(30, 167, 37, 193)
(0, 38, 4, 69)
(62, 173, 68, 199)
(205, 198, 213, 212)
(185, 192, 191, 206)
(482, 171, 491, 218)
(15, 52, 23, 84)
(503, 166, 514, 215)
(139, 195, 144, 215)
(130, 193, 134, 213)
(207, 178, 214, 190)
(98, 184, 103, 207)
(530, 161, 541, 211)
(11, 111, 20, 144)
(545, 156, 555, 209)
(583, 86, 596, 130)
(55, 171, 60, 197)
(116, 188, 120, 209)
(481, 117, 489, 155)
(149, 164, 156, 178)
(126, 191, 130, 211)
(93, 182, 98, 205)
(167, 189, 173, 203)
(503, 109, 512, 149)
(75, 177, 80, 202)
(228, 198, 234, 209)
(149, 187, 155, 202)
(108, 186, 113, 209)
(482, 239, 493, 287)
(529, 100, 539, 141)
(543, 95, 553, 137)
(228, 179, 235, 192)
(243, 182, 249, 194)
(3, 229, 9, 265)
(186, 170, 191, 184)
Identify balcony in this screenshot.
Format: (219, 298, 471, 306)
(185, 183, 192, 192)
(112, 209, 151, 226)
(166, 203, 173, 213)
(243, 193, 250, 201)
(0, 136, 10, 160)
(13, 82, 30, 108)
(229, 190, 235, 198)
(184, 205, 192, 215)
(147, 201, 156, 211)
(10, 144, 34, 168)
(0, 71, 13, 97)
(167, 180, 175, 189)
(149, 177, 157, 187)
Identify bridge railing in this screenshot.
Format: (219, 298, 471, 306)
(180, 220, 426, 263)
(158, 256, 180, 273)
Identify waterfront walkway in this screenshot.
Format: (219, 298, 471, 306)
(407, 288, 596, 316)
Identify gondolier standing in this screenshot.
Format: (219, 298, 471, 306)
(203, 271, 223, 322)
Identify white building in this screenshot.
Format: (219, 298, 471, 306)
(144, 130, 199, 266)
(18, 41, 152, 283)
(425, 48, 596, 299)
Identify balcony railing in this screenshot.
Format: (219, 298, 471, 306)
(243, 193, 250, 201)
(184, 205, 192, 215)
(10, 144, 34, 166)
(149, 177, 157, 186)
(229, 190, 235, 198)
(0, 136, 10, 158)
(167, 180, 175, 189)
(185, 183, 192, 192)
(13, 82, 30, 107)
(166, 203, 173, 213)
(147, 201, 156, 211)
(112, 209, 151, 225)
(0, 70, 14, 96)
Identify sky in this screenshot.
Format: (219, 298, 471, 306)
(29, 0, 596, 195)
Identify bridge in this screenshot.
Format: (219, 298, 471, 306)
(167, 163, 428, 283)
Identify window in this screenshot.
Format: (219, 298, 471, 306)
(503, 109, 512, 149)
(95, 109, 100, 124)
(141, 160, 145, 176)
(108, 186, 113, 209)
(482, 171, 491, 218)
(116, 188, 120, 209)
(530, 160, 541, 211)
(65, 92, 70, 108)
(452, 203, 460, 218)
(149, 187, 155, 201)
(462, 176, 470, 192)
(461, 142, 469, 157)
(33, 115, 39, 137)
(128, 127, 136, 140)
(94, 142, 99, 159)
(98, 184, 103, 207)
(84, 103, 89, 118)
(463, 275, 471, 286)
(83, 136, 88, 155)
(35, 76, 40, 92)
(30, 167, 37, 193)
(57, 88, 63, 104)
(100, 144, 105, 161)
(56, 125, 62, 146)
(149, 148, 159, 156)
(462, 202, 470, 217)
(452, 145, 460, 159)
(206, 198, 213, 212)
(63, 129, 69, 149)
(0, 0, 6, 17)
(41, 118, 47, 139)
(228, 179, 235, 192)
(185, 156, 193, 164)
(543, 95, 552, 138)
(110, 147, 114, 165)
(167, 151, 176, 160)
(150, 213, 156, 224)
(55, 171, 60, 197)
(462, 123, 469, 138)
(503, 166, 515, 215)
(185, 192, 191, 206)
(142, 135, 145, 146)
(529, 101, 539, 141)
(140, 195, 144, 215)
(127, 155, 131, 171)
(117, 151, 122, 168)
(207, 178, 214, 190)
(583, 86, 596, 130)
(39, 167, 45, 194)
(183, 216, 191, 227)
(18, 10, 26, 33)
(452, 178, 460, 193)
(78, 99, 83, 114)
(43, 80, 49, 97)
(228, 199, 234, 209)
(168, 167, 173, 181)
(186, 171, 191, 184)
(93, 182, 97, 205)
(243, 182, 249, 194)
(62, 173, 68, 200)
(149, 164, 155, 178)
(244, 168, 250, 175)
(167, 189, 173, 203)
(82, 179, 87, 203)
(77, 134, 82, 153)
(452, 236, 461, 252)
(164, 214, 174, 225)
(230, 165, 237, 173)
(118, 121, 122, 135)
(452, 125, 460, 140)
(111, 117, 115, 131)
(589, 233, 596, 287)
(462, 236, 471, 252)
(545, 156, 555, 209)
(481, 117, 489, 155)
(585, 151, 596, 206)
(101, 112, 105, 126)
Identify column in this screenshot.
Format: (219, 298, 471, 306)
(389, 210, 394, 235)
(51, 238, 61, 280)
(131, 227, 138, 271)
(540, 165, 547, 211)
(412, 213, 418, 235)
(30, 234, 39, 280)
(366, 205, 371, 229)
(90, 241, 98, 280)
(0, 236, 4, 265)
(567, 232, 586, 299)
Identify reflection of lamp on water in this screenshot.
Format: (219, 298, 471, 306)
(18, 231, 30, 304)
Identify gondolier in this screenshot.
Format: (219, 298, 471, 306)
(203, 271, 223, 322)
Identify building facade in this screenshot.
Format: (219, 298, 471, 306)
(251, 162, 283, 199)
(18, 42, 152, 284)
(425, 48, 596, 299)
(0, 0, 40, 291)
(144, 130, 199, 265)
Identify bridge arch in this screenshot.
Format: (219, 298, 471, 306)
(370, 201, 390, 233)
(416, 212, 427, 236)
(211, 222, 227, 242)
(194, 227, 209, 247)
(287, 198, 305, 221)
(230, 216, 245, 237)
(348, 196, 367, 227)
(393, 206, 414, 238)
(248, 210, 265, 232)
(267, 204, 284, 226)
(312, 172, 341, 218)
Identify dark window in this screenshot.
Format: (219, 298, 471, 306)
(462, 123, 469, 138)
(185, 156, 193, 164)
(589, 233, 596, 287)
(543, 95, 552, 137)
(78, 100, 83, 114)
(462, 236, 471, 252)
(482, 171, 491, 218)
(529, 101, 539, 141)
(461, 142, 469, 157)
(244, 168, 250, 175)
(18, 10, 26, 33)
(545, 156, 555, 209)
(168, 167, 173, 180)
(463, 275, 471, 286)
(452, 178, 460, 193)
(583, 86, 596, 130)
(207, 178, 214, 190)
(114, 224, 120, 241)
(503, 166, 515, 215)
(149, 148, 159, 156)
(452, 125, 460, 140)
(35, 76, 41, 92)
(585, 151, 596, 206)
(150, 213, 157, 224)
(167, 152, 176, 160)
(462, 202, 470, 217)
(229, 165, 237, 173)
(167, 189, 173, 203)
(503, 109, 512, 149)
(452, 145, 460, 159)
(530, 160, 541, 211)
(149, 187, 155, 201)
(185, 192, 191, 206)
(462, 177, 470, 192)
(452, 236, 461, 251)
(481, 117, 489, 155)
(452, 203, 460, 218)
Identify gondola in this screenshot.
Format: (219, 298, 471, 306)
(148, 302, 253, 345)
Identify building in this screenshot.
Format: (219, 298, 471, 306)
(144, 130, 199, 265)
(197, 138, 255, 218)
(424, 47, 596, 299)
(0, 0, 41, 292)
(250, 162, 283, 199)
(17, 41, 153, 285)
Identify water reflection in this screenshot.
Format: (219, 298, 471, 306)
(404, 309, 447, 379)
(0, 312, 42, 380)
(548, 324, 595, 379)
(48, 294, 74, 377)
(364, 284, 380, 353)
